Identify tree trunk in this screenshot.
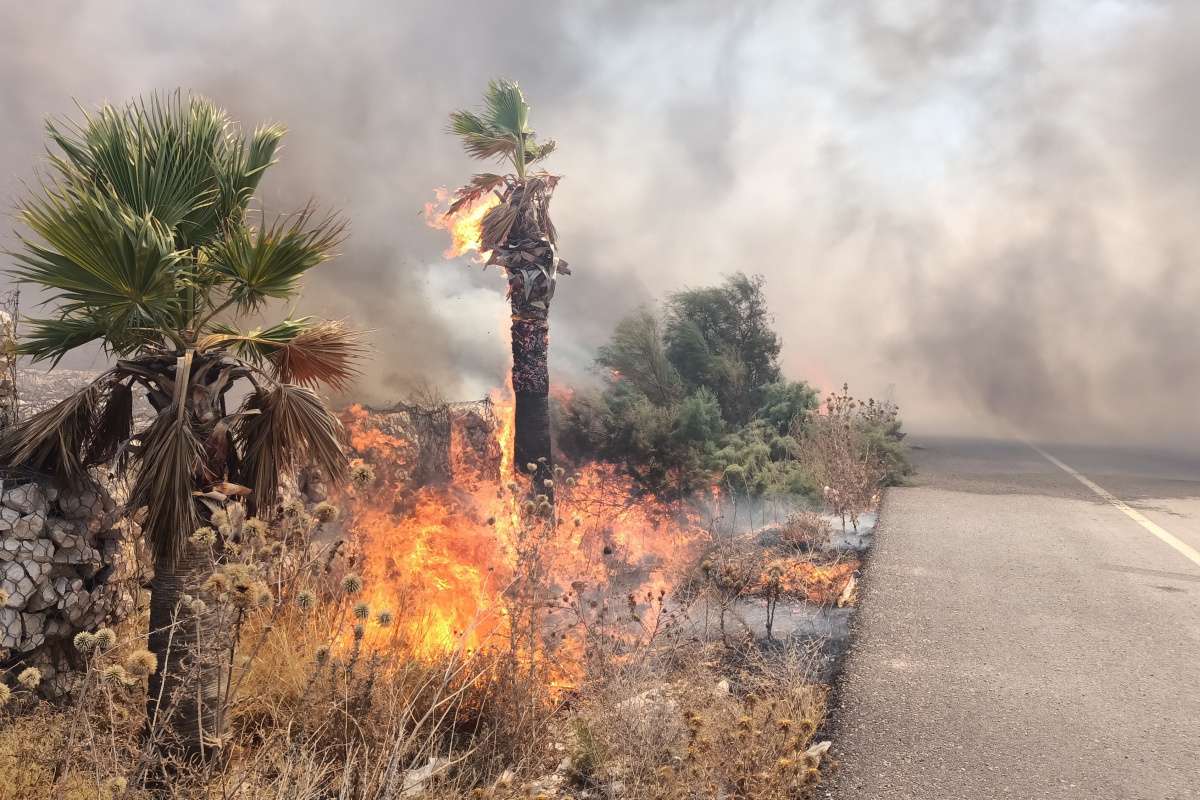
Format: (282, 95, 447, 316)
(146, 542, 226, 763)
(144, 353, 233, 764)
(511, 310, 553, 494)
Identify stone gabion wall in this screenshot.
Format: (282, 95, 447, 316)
(0, 479, 137, 691)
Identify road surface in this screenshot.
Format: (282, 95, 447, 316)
(827, 437, 1200, 800)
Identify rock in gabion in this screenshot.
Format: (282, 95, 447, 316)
(0, 478, 137, 694)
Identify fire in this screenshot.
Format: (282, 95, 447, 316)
(337, 388, 707, 679)
(423, 188, 501, 262)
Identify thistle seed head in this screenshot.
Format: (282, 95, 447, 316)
(17, 667, 41, 689)
(341, 574, 363, 595)
(350, 462, 376, 488)
(190, 526, 217, 546)
(125, 650, 157, 676)
(94, 627, 117, 650)
(313, 501, 340, 523)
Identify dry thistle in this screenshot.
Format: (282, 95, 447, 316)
(0, 683, 10, 707)
(353, 623, 365, 640)
(313, 501, 340, 523)
(526, 462, 538, 473)
(17, 667, 41, 690)
(376, 610, 393, 627)
(353, 602, 370, 620)
(243, 517, 269, 539)
(342, 573, 363, 595)
(296, 590, 316, 611)
(255, 587, 275, 609)
(350, 461, 376, 488)
(282, 498, 306, 519)
(543, 479, 554, 489)
(189, 598, 208, 616)
(94, 627, 117, 650)
(73, 631, 96, 653)
(190, 526, 217, 546)
(125, 650, 157, 676)
(102, 664, 132, 686)
(315, 646, 330, 664)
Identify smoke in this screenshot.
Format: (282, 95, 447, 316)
(1, 0, 1197, 447)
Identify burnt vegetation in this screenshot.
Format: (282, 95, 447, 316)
(0, 84, 907, 800)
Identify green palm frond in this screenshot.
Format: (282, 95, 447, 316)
(12, 181, 185, 341)
(201, 123, 285, 242)
(235, 384, 348, 513)
(450, 79, 551, 179)
(198, 317, 310, 359)
(16, 313, 113, 365)
(206, 206, 346, 312)
(525, 138, 556, 164)
(46, 92, 223, 239)
(483, 79, 530, 138)
(449, 110, 518, 162)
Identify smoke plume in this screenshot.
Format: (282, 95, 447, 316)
(1, 1, 1197, 447)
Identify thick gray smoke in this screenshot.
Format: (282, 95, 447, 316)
(1, 1, 1197, 448)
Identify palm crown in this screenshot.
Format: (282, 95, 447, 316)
(2, 92, 358, 564)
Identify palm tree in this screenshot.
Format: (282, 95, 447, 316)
(0, 92, 359, 760)
(447, 79, 567, 494)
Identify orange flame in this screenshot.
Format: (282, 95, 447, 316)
(338, 388, 707, 681)
(423, 188, 501, 262)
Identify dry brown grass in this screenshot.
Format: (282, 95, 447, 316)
(0, 483, 837, 799)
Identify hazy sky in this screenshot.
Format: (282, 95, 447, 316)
(1, 1, 1197, 447)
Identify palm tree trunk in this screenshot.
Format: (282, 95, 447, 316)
(146, 542, 226, 762)
(511, 309, 552, 493)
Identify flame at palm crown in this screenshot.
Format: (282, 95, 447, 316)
(424, 189, 500, 263)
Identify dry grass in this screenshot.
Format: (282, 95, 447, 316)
(0, 481, 839, 799)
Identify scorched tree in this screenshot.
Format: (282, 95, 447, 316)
(447, 79, 566, 494)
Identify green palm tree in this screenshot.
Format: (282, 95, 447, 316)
(447, 79, 567, 494)
(0, 92, 360, 760)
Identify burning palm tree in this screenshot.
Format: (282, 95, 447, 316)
(1, 92, 359, 760)
(446, 79, 567, 492)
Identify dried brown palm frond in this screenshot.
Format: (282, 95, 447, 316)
(447, 173, 506, 217)
(85, 380, 134, 467)
(0, 372, 115, 484)
(269, 320, 365, 392)
(481, 201, 519, 253)
(128, 405, 204, 565)
(236, 383, 347, 514)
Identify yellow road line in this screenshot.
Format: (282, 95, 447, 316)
(1030, 443, 1200, 571)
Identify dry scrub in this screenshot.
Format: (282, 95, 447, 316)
(0, 470, 847, 799)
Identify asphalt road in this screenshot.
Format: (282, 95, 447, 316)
(826, 437, 1200, 800)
